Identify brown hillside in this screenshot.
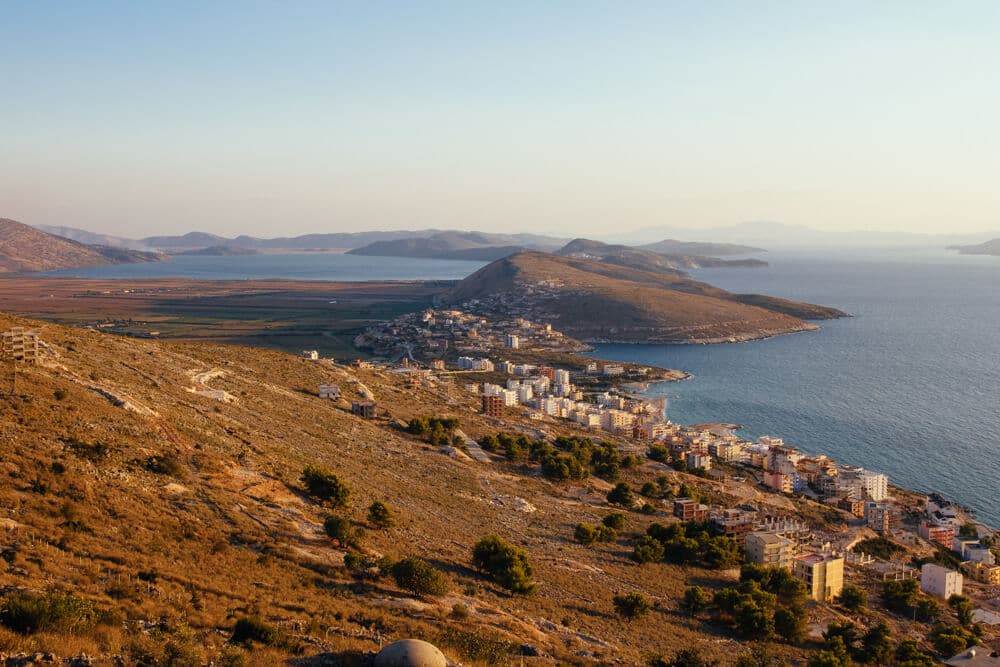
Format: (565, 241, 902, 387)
(0, 219, 161, 273)
(448, 252, 845, 343)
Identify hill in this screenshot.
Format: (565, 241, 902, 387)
(347, 231, 566, 259)
(0, 312, 795, 664)
(447, 252, 844, 343)
(556, 238, 767, 272)
(33, 224, 151, 250)
(948, 238, 1000, 256)
(638, 238, 764, 256)
(0, 219, 162, 273)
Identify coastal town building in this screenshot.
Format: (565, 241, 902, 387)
(710, 509, 757, 547)
(746, 532, 796, 569)
(482, 395, 504, 418)
(865, 502, 896, 533)
(673, 498, 709, 522)
(838, 497, 866, 518)
(763, 471, 793, 493)
(793, 553, 844, 601)
(918, 521, 957, 548)
(921, 563, 963, 599)
(962, 561, 1000, 585)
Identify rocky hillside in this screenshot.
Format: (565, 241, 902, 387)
(0, 312, 794, 665)
(0, 219, 162, 273)
(447, 252, 845, 343)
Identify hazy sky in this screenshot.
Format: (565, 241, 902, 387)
(2, 1, 999, 238)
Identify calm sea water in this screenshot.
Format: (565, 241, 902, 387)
(593, 249, 1000, 526)
(42, 253, 487, 281)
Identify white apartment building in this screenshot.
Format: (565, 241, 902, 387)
(555, 369, 571, 385)
(860, 470, 889, 501)
(505, 334, 520, 349)
(921, 563, 963, 599)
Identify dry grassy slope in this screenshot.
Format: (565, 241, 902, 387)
(448, 252, 841, 343)
(0, 312, 830, 665)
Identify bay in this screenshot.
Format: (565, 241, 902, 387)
(592, 249, 1000, 525)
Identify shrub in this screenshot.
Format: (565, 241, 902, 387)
(450, 603, 469, 620)
(391, 557, 448, 597)
(0, 591, 97, 635)
(323, 515, 362, 547)
(53, 389, 67, 401)
(145, 454, 184, 477)
(575, 523, 599, 545)
(837, 584, 867, 613)
(472, 535, 536, 594)
(436, 627, 518, 663)
(632, 535, 665, 563)
(230, 616, 281, 646)
(681, 586, 709, 614)
(301, 465, 350, 507)
(367, 501, 396, 529)
(774, 604, 807, 644)
(613, 592, 651, 622)
(602, 512, 626, 530)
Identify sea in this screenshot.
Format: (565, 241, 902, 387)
(44, 248, 1000, 525)
(591, 248, 1000, 526)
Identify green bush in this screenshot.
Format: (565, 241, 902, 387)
(301, 465, 351, 507)
(602, 512, 627, 530)
(0, 591, 97, 635)
(632, 535, 665, 563)
(613, 591, 651, 622)
(230, 616, 281, 646)
(145, 454, 184, 477)
(323, 515, 362, 547)
(607, 482, 635, 508)
(391, 557, 449, 597)
(367, 501, 396, 529)
(472, 535, 536, 594)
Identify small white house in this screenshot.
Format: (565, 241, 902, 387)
(303, 350, 319, 360)
(318, 383, 340, 400)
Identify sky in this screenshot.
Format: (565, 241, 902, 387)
(2, 1, 999, 239)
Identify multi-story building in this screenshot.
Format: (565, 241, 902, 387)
(686, 452, 712, 471)
(793, 553, 844, 601)
(745, 532, 796, 569)
(918, 521, 957, 549)
(860, 470, 889, 501)
(711, 509, 757, 547)
(962, 561, 1000, 585)
(481, 395, 505, 417)
(921, 563, 963, 599)
(505, 334, 520, 349)
(673, 498, 709, 522)
(865, 502, 896, 533)
(554, 369, 571, 385)
(709, 440, 745, 463)
(838, 497, 866, 518)
(602, 364, 624, 376)
(763, 471, 793, 493)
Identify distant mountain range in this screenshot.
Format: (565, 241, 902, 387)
(0, 219, 163, 273)
(446, 251, 844, 344)
(947, 239, 1000, 256)
(346, 231, 567, 260)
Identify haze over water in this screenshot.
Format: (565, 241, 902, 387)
(593, 249, 1000, 526)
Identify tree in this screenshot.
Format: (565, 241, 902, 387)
(735, 601, 774, 640)
(838, 584, 867, 613)
(472, 535, 536, 594)
(774, 604, 807, 644)
(916, 597, 939, 622)
(367, 501, 396, 529)
(681, 586, 710, 614)
(301, 465, 351, 508)
(612, 592, 651, 622)
(895, 639, 936, 667)
(633, 535, 665, 563)
(882, 578, 919, 613)
(390, 557, 448, 597)
(704, 537, 741, 569)
(668, 648, 719, 667)
(930, 624, 977, 657)
(949, 594, 974, 627)
(607, 482, 635, 508)
(602, 512, 627, 530)
(859, 622, 893, 665)
(823, 621, 859, 652)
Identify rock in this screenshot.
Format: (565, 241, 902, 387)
(374, 639, 448, 667)
(520, 644, 540, 656)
